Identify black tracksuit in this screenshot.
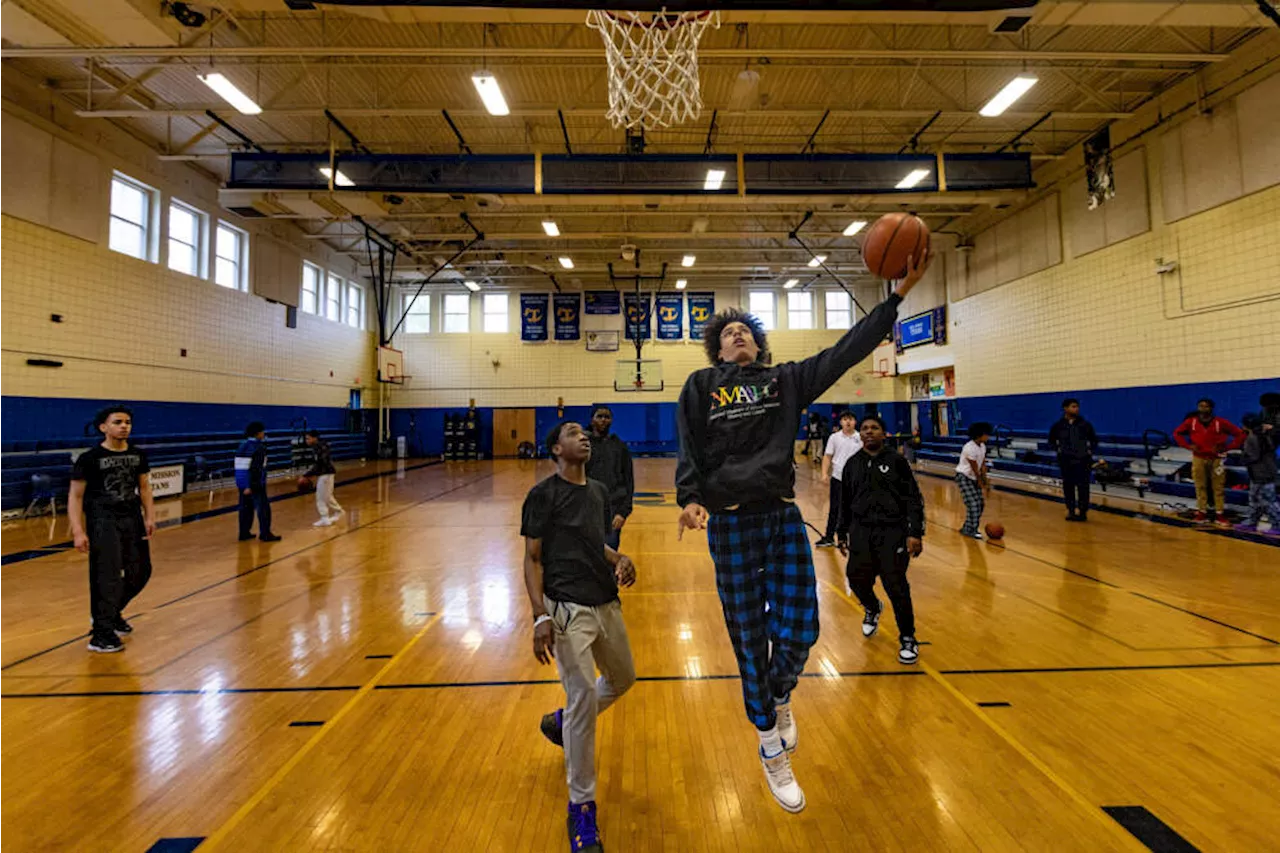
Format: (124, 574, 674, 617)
(586, 431, 634, 549)
(1048, 416, 1098, 516)
(837, 447, 924, 638)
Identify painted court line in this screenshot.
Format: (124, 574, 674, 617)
(1103, 805, 1202, 852)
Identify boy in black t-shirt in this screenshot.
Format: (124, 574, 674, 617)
(68, 405, 156, 653)
(522, 421, 638, 853)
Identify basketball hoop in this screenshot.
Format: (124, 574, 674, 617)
(586, 8, 720, 130)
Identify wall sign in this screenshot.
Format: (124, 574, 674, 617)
(149, 463, 185, 498)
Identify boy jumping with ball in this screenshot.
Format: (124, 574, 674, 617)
(675, 253, 931, 813)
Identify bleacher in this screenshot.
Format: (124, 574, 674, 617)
(914, 427, 1251, 508)
(1, 429, 366, 514)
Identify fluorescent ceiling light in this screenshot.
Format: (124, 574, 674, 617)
(542, 220, 560, 237)
(807, 255, 827, 268)
(464, 280, 481, 292)
(676, 279, 688, 289)
(558, 257, 575, 269)
(842, 220, 868, 237)
(704, 169, 726, 191)
(471, 71, 510, 116)
(896, 169, 931, 189)
(784, 278, 800, 289)
(197, 72, 261, 115)
(318, 167, 354, 187)
(979, 75, 1038, 117)
(682, 255, 696, 267)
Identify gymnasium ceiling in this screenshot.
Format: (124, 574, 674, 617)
(2, 0, 1277, 289)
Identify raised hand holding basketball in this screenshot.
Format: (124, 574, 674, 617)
(893, 250, 935, 298)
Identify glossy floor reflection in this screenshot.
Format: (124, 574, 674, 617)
(3, 458, 1278, 851)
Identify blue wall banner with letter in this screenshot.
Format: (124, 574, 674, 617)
(585, 291, 621, 315)
(687, 292, 715, 340)
(520, 293, 549, 342)
(553, 293, 581, 341)
(623, 293, 652, 340)
(655, 293, 683, 340)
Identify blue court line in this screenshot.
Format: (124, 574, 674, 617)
(4, 660, 1276, 699)
(144, 839, 204, 853)
(0, 459, 445, 567)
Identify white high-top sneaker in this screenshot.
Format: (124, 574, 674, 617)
(775, 700, 797, 753)
(759, 747, 806, 813)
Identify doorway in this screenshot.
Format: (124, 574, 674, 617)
(493, 409, 537, 458)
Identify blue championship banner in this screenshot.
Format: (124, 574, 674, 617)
(520, 293, 549, 342)
(623, 292, 652, 340)
(687, 292, 715, 340)
(655, 293, 683, 340)
(553, 293, 581, 341)
(584, 291, 621, 315)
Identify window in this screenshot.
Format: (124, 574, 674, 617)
(444, 293, 470, 333)
(301, 262, 322, 314)
(326, 273, 343, 321)
(215, 222, 247, 290)
(825, 291, 852, 329)
(748, 291, 776, 331)
(109, 173, 155, 261)
(403, 292, 430, 334)
(167, 201, 204, 277)
(346, 281, 363, 328)
(482, 293, 509, 333)
(787, 291, 814, 330)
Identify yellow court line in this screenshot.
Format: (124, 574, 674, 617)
(816, 577, 1147, 851)
(196, 612, 443, 851)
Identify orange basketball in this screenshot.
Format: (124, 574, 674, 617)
(984, 522, 1005, 540)
(861, 212, 931, 280)
(297, 475, 316, 492)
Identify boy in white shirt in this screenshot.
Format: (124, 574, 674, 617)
(955, 422, 992, 539)
(816, 411, 862, 547)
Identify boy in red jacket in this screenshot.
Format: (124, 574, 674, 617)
(1173, 398, 1246, 526)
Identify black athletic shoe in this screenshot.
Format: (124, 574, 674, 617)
(1066, 513, 1082, 522)
(88, 632, 124, 653)
(238, 533, 256, 541)
(898, 636, 920, 665)
(862, 600, 883, 638)
(814, 537, 835, 548)
(541, 708, 564, 747)
(110, 617, 133, 635)
(259, 533, 282, 542)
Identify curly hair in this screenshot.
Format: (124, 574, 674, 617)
(701, 307, 770, 365)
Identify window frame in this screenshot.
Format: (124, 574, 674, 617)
(824, 290, 853, 330)
(402, 291, 431, 334)
(786, 290, 814, 330)
(345, 281, 364, 328)
(214, 220, 248, 291)
(747, 290, 777, 331)
(108, 172, 157, 262)
(481, 292, 509, 333)
(325, 273, 344, 321)
(443, 292, 470, 334)
(301, 262, 323, 315)
(166, 199, 205, 278)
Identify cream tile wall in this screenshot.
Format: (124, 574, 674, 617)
(2, 214, 375, 406)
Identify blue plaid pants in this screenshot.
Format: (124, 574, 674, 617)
(708, 503, 820, 730)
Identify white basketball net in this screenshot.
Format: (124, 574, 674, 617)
(586, 9, 721, 130)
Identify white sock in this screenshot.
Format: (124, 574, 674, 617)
(774, 694, 790, 708)
(758, 725, 783, 757)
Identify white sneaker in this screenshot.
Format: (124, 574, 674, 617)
(759, 747, 806, 813)
(775, 701, 797, 753)
(313, 517, 333, 527)
(331, 508, 344, 518)
(899, 636, 920, 665)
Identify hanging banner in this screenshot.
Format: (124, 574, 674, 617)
(1084, 126, 1115, 210)
(520, 293, 549, 342)
(623, 292, 652, 340)
(553, 293, 581, 341)
(687, 292, 716, 340)
(655, 293, 683, 340)
(585, 291, 621, 315)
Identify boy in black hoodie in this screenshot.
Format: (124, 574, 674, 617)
(836, 414, 925, 665)
(675, 251, 931, 813)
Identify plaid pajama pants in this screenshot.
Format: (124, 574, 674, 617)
(708, 503, 819, 731)
(956, 473, 985, 535)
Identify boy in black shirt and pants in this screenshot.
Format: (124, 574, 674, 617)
(584, 406, 634, 550)
(1048, 398, 1099, 521)
(68, 405, 156, 653)
(837, 415, 925, 665)
(523, 421, 638, 853)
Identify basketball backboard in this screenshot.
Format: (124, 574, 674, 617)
(614, 359, 664, 392)
(378, 345, 404, 385)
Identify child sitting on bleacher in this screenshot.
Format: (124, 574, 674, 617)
(1236, 414, 1279, 536)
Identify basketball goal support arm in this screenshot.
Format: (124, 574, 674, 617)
(384, 214, 483, 342)
(788, 211, 869, 317)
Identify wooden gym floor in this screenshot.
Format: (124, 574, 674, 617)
(2, 458, 1277, 852)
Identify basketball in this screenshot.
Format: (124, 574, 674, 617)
(297, 475, 316, 492)
(861, 213, 931, 280)
(985, 522, 1005, 540)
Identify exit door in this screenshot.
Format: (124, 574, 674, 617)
(493, 409, 536, 457)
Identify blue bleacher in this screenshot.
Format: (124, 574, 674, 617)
(1, 429, 366, 512)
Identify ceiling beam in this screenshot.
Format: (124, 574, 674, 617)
(75, 108, 1134, 121)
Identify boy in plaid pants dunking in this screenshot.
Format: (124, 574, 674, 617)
(675, 253, 931, 812)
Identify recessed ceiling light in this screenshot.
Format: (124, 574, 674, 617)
(542, 220, 560, 237)
(682, 255, 696, 267)
(704, 169, 726, 191)
(558, 257, 574, 269)
(196, 72, 261, 115)
(807, 255, 827, 268)
(842, 220, 868, 237)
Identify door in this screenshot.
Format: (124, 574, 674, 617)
(493, 408, 537, 457)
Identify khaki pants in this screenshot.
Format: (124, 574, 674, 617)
(1190, 456, 1226, 513)
(546, 596, 636, 804)
(315, 474, 342, 519)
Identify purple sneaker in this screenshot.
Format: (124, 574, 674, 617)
(540, 708, 564, 747)
(1233, 523, 1258, 533)
(567, 800, 603, 852)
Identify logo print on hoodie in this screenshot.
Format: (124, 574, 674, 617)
(708, 377, 781, 422)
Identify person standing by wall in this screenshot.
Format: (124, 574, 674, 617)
(584, 406, 634, 550)
(1048, 398, 1099, 522)
(1173, 399, 1246, 527)
(236, 422, 281, 542)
